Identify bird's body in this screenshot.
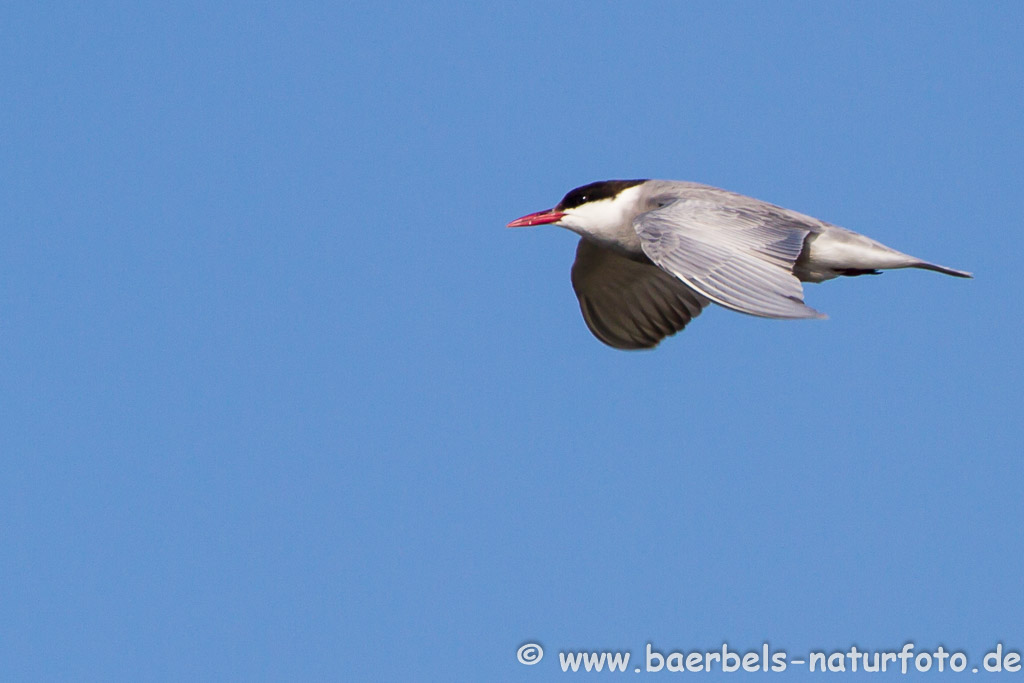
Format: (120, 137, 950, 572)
(507, 179, 971, 349)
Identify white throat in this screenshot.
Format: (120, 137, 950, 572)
(558, 185, 644, 253)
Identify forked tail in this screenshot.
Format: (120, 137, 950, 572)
(912, 261, 973, 278)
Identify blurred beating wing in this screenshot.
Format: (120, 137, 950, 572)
(634, 199, 825, 319)
(570, 238, 709, 350)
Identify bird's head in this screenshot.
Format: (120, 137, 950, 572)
(506, 180, 648, 237)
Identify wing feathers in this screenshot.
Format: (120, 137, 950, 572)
(571, 239, 710, 349)
(634, 199, 825, 319)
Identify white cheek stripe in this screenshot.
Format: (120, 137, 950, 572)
(559, 186, 645, 253)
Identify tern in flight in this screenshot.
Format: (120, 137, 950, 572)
(508, 179, 971, 349)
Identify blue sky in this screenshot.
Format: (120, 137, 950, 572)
(1, 1, 1021, 680)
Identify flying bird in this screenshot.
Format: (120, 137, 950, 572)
(507, 179, 971, 349)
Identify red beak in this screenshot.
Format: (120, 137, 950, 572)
(506, 209, 566, 228)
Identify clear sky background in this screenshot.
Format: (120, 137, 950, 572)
(2, 1, 1021, 680)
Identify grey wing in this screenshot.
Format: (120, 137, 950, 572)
(570, 238, 709, 350)
(634, 199, 826, 319)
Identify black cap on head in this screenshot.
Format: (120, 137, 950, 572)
(555, 179, 647, 211)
